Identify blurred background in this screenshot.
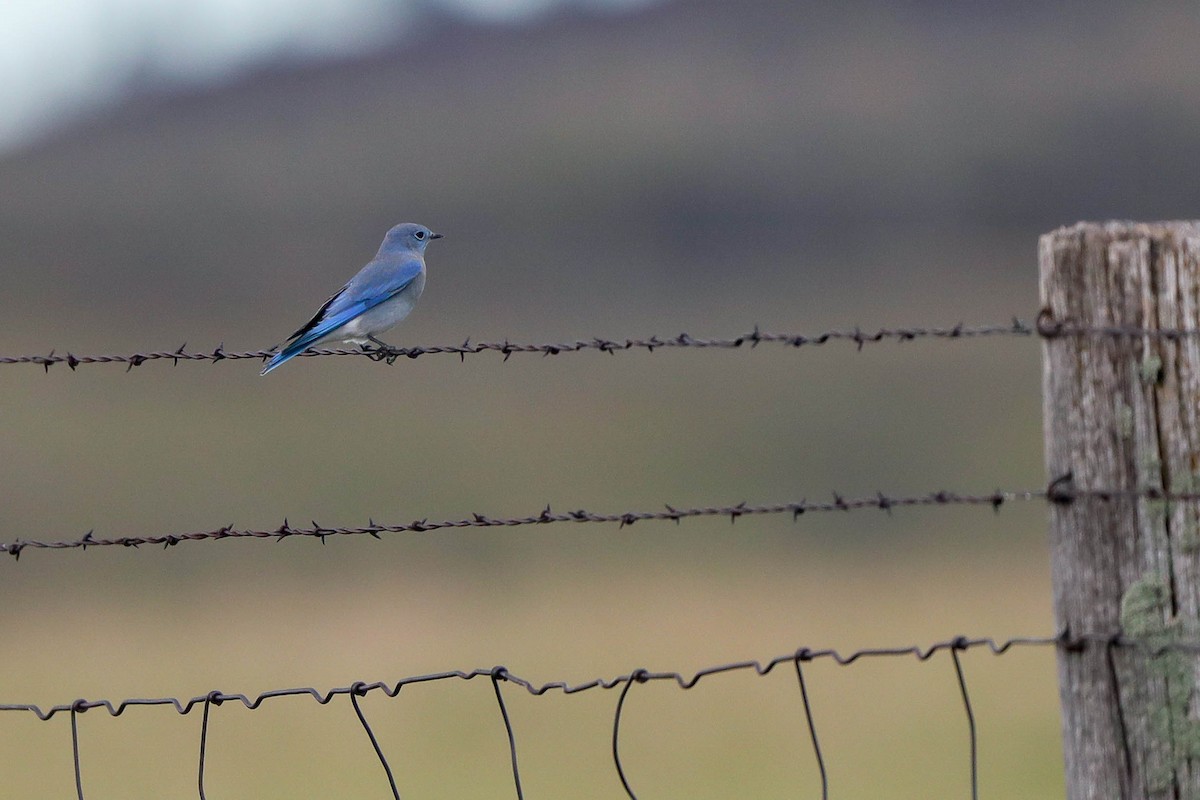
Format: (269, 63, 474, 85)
(2, 0, 1197, 796)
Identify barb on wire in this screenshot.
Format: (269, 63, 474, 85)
(350, 682, 401, 800)
(0, 321, 1034, 372)
(0, 488, 1047, 559)
(794, 651, 828, 799)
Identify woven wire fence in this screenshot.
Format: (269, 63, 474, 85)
(4, 312, 1192, 798)
(9, 632, 1200, 800)
(0, 635, 1054, 800)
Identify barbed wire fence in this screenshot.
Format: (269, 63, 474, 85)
(6, 255, 1200, 800)
(0, 488, 1041, 557)
(2, 477, 1193, 558)
(3, 313, 1198, 374)
(0, 321, 1035, 371)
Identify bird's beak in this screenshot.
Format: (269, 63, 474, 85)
(430, 232, 444, 239)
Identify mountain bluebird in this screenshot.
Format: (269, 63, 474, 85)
(261, 222, 442, 375)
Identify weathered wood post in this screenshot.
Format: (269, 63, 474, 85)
(1041, 221, 1200, 799)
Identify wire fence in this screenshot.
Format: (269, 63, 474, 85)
(6, 310, 1188, 796)
(13, 632, 1200, 800)
(0, 634, 1076, 800)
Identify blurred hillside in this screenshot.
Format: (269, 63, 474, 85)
(4, 0, 1199, 340)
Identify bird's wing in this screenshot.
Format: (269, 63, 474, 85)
(261, 257, 422, 375)
(285, 257, 423, 346)
(285, 255, 420, 337)
(285, 285, 347, 343)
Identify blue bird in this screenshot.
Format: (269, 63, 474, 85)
(261, 223, 442, 375)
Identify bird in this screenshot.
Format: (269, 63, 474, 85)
(261, 222, 442, 375)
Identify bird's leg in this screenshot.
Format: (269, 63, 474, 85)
(367, 333, 397, 352)
(365, 333, 402, 363)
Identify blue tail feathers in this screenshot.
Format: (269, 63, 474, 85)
(261, 341, 307, 375)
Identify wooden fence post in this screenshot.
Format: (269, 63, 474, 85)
(1041, 221, 1200, 799)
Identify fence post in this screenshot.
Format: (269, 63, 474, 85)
(1041, 221, 1200, 799)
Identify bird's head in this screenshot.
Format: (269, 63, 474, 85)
(380, 222, 443, 254)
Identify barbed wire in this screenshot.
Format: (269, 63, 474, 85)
(0, 488, 1046, 559)
(13, 632, 1199, 800)
(7, 314, 1200, 375)
(1, 478, 1191, 560)
(0, 321, 1036, 373)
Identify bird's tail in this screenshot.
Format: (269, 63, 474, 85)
(260, 341, 304, 375)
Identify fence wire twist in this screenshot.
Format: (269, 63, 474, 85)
(16, 632, 1200, 800)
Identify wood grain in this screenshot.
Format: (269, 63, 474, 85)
(1042, 221, 1200, 799)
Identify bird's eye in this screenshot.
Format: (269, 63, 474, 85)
(415, 230, 426, 240)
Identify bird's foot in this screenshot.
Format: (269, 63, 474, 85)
(361, 340, 404, 365)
